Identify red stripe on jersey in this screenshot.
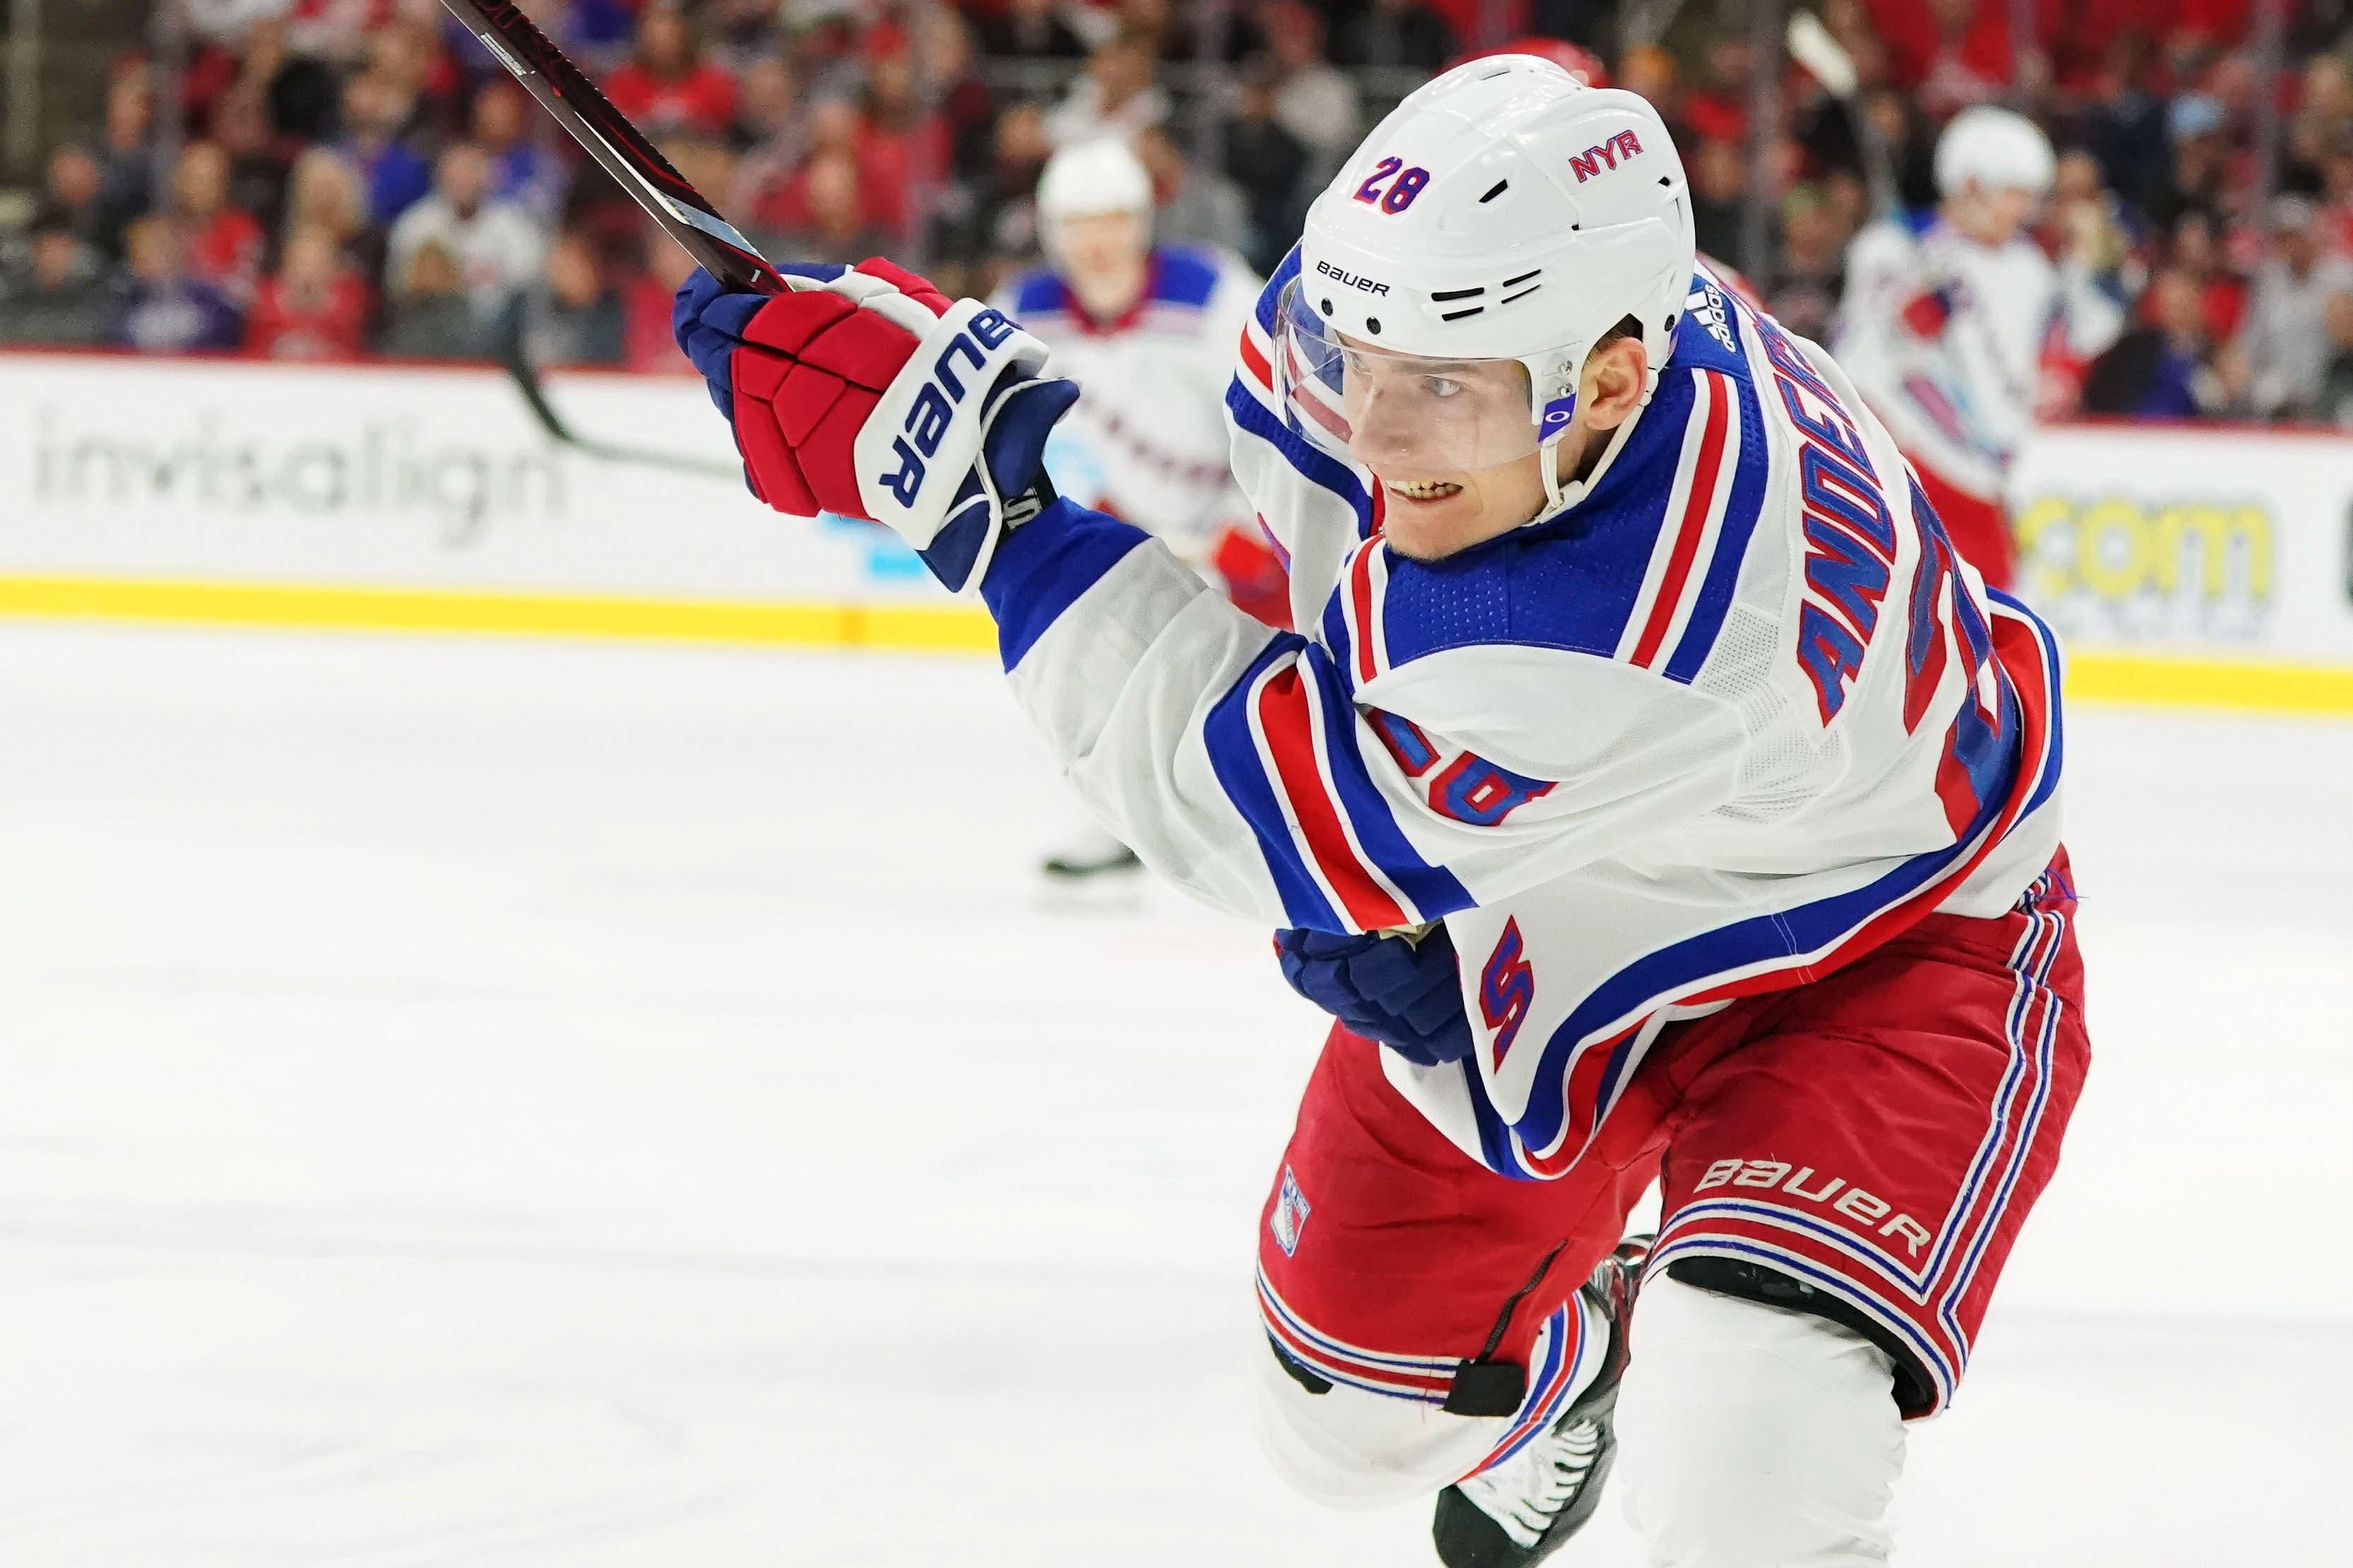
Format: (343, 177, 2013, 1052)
(1515, 609, 2060, 1184)
(1629, 373, 1730, 670)
(1256, 668, 1409, 930)
(1239, 326, 1273, 389)
(1279, 336, 1354, 444)
(1480, 1306, 1585, 1464)
(1350, 546, 1380, 686)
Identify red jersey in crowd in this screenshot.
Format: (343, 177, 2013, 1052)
(1866, 0, 2253, 104)
(602, 63, 737, 141)
(187, 208, 268, 301)
(245, 271, 373, 360)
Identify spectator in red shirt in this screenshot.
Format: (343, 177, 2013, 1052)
(858, 45, 949, 242)
(2169, 210, 2248, 343)
(170, 140, 269, 304)
(746, 97, 870, 248)
(603, 6, 737, 141)
(1868, 0, 2013, 111)
(282, 146, 377, 277)
(777, 147, 890, 266)
(245, 222, 372, 360)
(621, 229, 700, 375)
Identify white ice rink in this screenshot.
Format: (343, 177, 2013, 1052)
(3, 622, 2349, 1567)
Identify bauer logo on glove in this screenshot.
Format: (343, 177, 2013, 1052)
(871, 304, 1019, 507)
(672, 259, 1079, 594)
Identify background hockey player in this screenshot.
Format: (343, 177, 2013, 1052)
(1833, 105, 2123, 589)
(994, 138, 1273, 878)
(674, 57, 2089, 1568)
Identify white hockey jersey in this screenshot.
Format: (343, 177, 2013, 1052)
(1832, 218, 2122, 500)
(976, 250, 2065, 1182)
(996, 244, 1261, 562)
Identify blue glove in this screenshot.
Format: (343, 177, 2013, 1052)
(1275, 925, 1475, 1066)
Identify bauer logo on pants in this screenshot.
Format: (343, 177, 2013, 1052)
(1271, 1165, 1313, 1256)
(1694, 1157, 1933, 1258)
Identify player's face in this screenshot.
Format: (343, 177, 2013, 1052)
(1952, 182, 2039, 245)
(1055, 209, 1149, 318)
(1337, 341, 1551, 560)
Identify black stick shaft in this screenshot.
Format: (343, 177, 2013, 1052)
(436, 0, 785, 295)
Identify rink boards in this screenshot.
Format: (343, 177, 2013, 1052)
(1, 349, 2348, 714)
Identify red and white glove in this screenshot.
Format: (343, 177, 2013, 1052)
(674, 258, 1079, 592)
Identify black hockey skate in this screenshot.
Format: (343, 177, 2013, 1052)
(1431, 1237, 1648, 1568)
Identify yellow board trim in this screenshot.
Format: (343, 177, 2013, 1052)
(0, 573, 997, 654)
(5, 574, 2353, 717)
(2064, 651, 2353, 718)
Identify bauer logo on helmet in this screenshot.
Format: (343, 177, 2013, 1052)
(1315, 259, 1390, 297)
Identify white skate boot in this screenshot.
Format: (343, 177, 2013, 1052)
(1431, 1238, 1647, 1567)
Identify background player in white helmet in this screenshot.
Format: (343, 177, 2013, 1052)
(1833, 105, 2123, 589)
(678, 54, 2088, 1568)
(996, 138, 1268, 879)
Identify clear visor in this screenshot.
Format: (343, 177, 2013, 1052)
(1275, 278, 1571, 478)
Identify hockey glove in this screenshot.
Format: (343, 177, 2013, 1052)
(1274, 924, 1475, 1067)
(673, 261, 1081, 592)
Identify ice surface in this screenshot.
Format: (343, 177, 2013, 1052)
(1, 624, 2347, 1567)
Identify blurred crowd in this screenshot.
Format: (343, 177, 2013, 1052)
(4, 0, 2353, 425)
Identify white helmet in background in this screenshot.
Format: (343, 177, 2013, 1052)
(1036, 138, 1153, 257)
(1284, 55, 1695, 512)
(1934, 105, 2055, 196)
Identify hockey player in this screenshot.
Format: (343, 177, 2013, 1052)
(674, 57, 2087, 1567)
(1833, 105, 2123, 589)
(995, 138, 1269, 878)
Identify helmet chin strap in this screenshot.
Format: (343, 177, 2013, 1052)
(1530, 355, 1664, 520)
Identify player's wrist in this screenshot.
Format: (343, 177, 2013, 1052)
(977, 495, 1154, 669)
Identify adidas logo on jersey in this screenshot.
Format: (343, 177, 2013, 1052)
(1685, 281, 1737, 354)
(1314, 259, 1390, 297)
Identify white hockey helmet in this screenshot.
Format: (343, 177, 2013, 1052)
(1934, 105, 2055, 196)
(1283, 55, 1694, 511)
(1037, 138, 1153, 249)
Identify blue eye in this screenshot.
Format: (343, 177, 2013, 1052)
(1424, 377, 1463, 399)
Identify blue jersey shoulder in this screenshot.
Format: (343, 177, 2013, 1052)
(1007, 267, 1074, 319)
(1374, 367, 1704, 667)
(1254, 244, 1302, 333)
(1009, 247, 1224, 321)
(1148, 245, 1222, 308)
(1369, 273, 1772, 679)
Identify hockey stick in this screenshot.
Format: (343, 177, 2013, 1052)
(437, 0, 800, 477)
(435, 0, 786, 296)
(495, 324, 745, 481)
(1787, 10, 1901, 220)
